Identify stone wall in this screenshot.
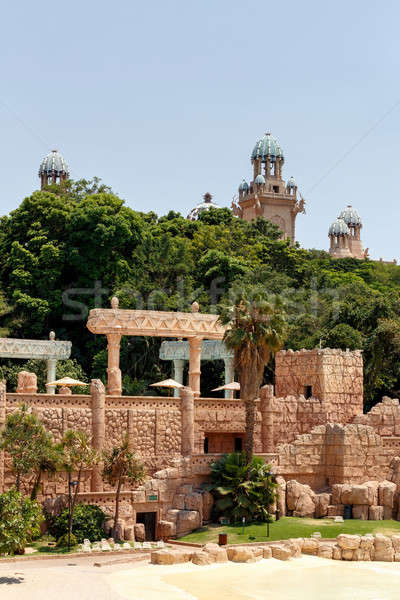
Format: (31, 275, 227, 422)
(275, 349, 363, 425)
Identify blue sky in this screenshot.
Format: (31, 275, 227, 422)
(0, 0, 399, 259)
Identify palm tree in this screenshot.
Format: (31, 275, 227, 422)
(30, 433, 63, 500)
(218, 285, 287, 462)
(102, 439, 146, 540)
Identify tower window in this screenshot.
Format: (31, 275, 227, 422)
(273, 186, 279, 193)
(304, 385, 312, 399)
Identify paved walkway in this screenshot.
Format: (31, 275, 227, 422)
(0, 554, 148, 600)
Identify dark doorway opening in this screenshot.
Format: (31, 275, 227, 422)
(136, 512, 157, 541)
(204, 437, 209, 454)
(304, 385, 312, 399)
(234, 437, 243, 452)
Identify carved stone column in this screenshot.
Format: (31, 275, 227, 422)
(180, 386, 194, 457)
(173, 359, 185, 397)
(223, 357, 234, 399)
(91, 379, 106, 492)
(107, 333, 122, 396)
(46, 359, 57, 395)
(260, 384, 274, 453)
(188, 337, 202, 398)
(0, 382, 5, 492)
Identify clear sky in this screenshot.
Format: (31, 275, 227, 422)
(0, 0, 399, 259)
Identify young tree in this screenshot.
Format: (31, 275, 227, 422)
(0, 404, 49, 491)
(0, 489, 43, 555)
(218, 285, 287, 461)
(60, 430, 99, 543)
(30, 434, 63, 501)
(102, 439, 145, 540)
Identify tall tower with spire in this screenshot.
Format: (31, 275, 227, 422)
(231, 132, 305, 244)
(38, 150, 69, 189)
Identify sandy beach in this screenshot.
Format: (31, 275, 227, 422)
(2, 555, 400, 600)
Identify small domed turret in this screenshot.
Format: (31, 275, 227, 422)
(238, 179, 249, 192)
(251, 132, 284, 162)
(39, 150, 69, 189)
(187, 193, 220, 221)
(287, 176, 296, 189)
(329, 218, 349, 236)
(339, 205, 362, 227)
(254, 174, 265, 185)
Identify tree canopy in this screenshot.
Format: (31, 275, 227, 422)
(1, 178, 400, 408)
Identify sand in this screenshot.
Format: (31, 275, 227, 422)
(107, 556, 400, 600)
(1, 555, 400, 600)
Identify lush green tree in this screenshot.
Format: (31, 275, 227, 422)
(0, 489, 43, 555)
(207, 452, 277, 522)
(0, 358, 88, 393)
(102, 440, 145, 539)
(0, 404, 49, 491)
(218, 286, 287, 460)
(47, 503, 106, 543)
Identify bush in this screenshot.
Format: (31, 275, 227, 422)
(0, 489, 44, 555)
(56, 533, 78, 548)
(206, 452, 277, 523)
(47, 504, 106, 543)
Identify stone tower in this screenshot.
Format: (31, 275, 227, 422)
(38, 150, 69, 189)
(329, 206, 365, 259)
(231, 132, 305, 244)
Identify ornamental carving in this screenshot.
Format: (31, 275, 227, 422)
(159, 340, 233, 361)
(0, 338, 72, 360)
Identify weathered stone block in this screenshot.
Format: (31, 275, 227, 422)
(369, 505, 384, 520)
(227, 546, 255, 563)
(337, 534, 360, 550)
(270, 544, 292, 561)
(134, 523, 145, 542)
(352, 505, 369, 520)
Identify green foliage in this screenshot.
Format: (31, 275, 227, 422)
(207, 452, 277, 523)
(2, 177, 400, 408)
(48, 504, 106, 543)
(0, 404, 51, 490)
(0, 358, 88, 393)
(56, 532, 78, 548)
(0, 489, 43, 555)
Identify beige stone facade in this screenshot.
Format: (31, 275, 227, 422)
(3, 346, 400, 536)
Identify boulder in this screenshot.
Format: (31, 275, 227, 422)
(352, 505, 369, 520)
(374, 534, 394, 562)
(275, 476, 287, 517)
(270, 544, 292, 561)
(134, 523, 146, 542)
(176, 510, 201, 536)
(363, 481, 379, 506)
(337, 534, 360, 551)
(379, 481, 396, 508)
(203, 543, 228, 562)
(124, 526, 135, 541)
(340, 484, 353, 505)
(383, 506, 394, 520)
(151, 549, 193, 565)
(227, 546, 255, 563)
(158, 520, 176, 540)
(318, 543, 333, 559)
(285, 539, 302, 558)
(327, 504, 344, 517)
(263, 546, 272, 559)
(286, 480, 316, 518)
(331, 484, 343, 506)
(350, 485, 370, 506)
(302, 539, 319, 555)
(332, 544, 342, 560)
(391, 535, 400, 554)
(185, 492, 203, 513)
(369, 505, 383, 520)
(360, 536, 374, 551)
(192, 551, 213, 566)
(342, 549, 355, 561)
(315, 493, 330, 518)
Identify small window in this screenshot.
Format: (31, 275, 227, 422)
(234, 437, 243, 452)
(273, 185, 279, 193)
(204, 437, 209, 454)
(304, 385, 312, 399)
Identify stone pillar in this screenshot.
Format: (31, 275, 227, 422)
(260, 384, 274, 453)
(17, 371, 38, 394)
(223, 357, 234, 399)
(0, 382, 5, 492)
(188, 337, 202, 398)
(107, 333, 122, 396)
(46, 359, 57, 395)
(173, 359, 185, 397)
(180, 386, 194, 457)
(91, 379, 106, 492)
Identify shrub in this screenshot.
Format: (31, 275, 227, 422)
(56, 533, 78, 548)
(206, 452, 277, 523)
(0, 489, 44, 555)
(47, 504, 106, 543)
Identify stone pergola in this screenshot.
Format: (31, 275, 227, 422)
(86, 298, 226, 397)
(159, 339, 234, 398)
(0, 332, 72, 394)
